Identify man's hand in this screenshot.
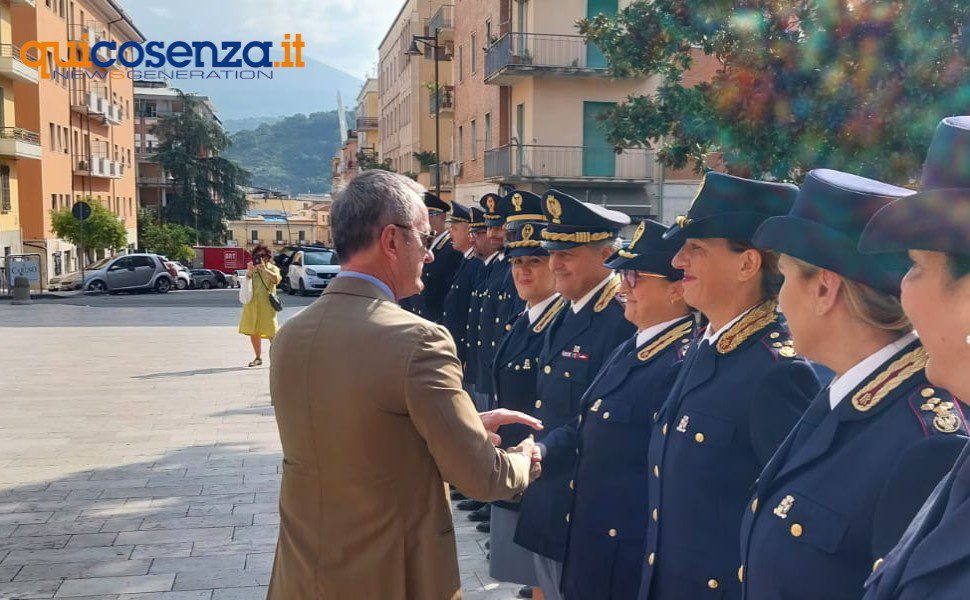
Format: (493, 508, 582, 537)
(508, 435, 542, 482)
(479, 409, 543, 446)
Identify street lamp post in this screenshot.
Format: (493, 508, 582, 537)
(406, 29, 442, 199)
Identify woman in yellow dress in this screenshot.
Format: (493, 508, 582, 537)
(239, 244, 282, 367)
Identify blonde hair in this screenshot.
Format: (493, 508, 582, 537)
(790, 257, 911, 334)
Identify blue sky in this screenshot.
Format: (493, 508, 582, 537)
(122, 0, 403, 80)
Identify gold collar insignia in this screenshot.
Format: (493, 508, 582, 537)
(637, 320, 694, 362)
(852, 346, 928, 412)
(716, 300, 779, 355)
(593, 275, 622, 313)
(532, 297, 566, 334)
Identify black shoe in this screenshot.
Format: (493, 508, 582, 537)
(457, 499, 485, 511)
(468, 504, 491, 522)
(518, 586, 534, 598)
(486, 552, 490, 560)
(477, 521, 491, 533)
(485, 541, 490, 549)
(451, 490, 466, 501)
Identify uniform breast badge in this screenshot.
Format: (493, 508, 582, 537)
(675, 415, 690, 433)
(773, 495, 795, 519)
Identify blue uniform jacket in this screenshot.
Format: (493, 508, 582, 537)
(739, 340, 968, 600)
(638, 301, 821, 600)
(561, 317, 696, 600)
(442, 254, 482, 368)
(491, 295, 567, 510)
(862, 440, 970, 600)
(463, 256, 496, 386)
(515, 276, 636, 561)
(475, 256, 515, 397)
(400, 234, 463, 322)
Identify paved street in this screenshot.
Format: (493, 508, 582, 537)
(0, 293, 518, 599)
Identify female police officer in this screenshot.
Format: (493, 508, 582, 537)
(739, 168, 967, 599)
(555, 219, 695, 599)
(637, 173, 821, 600)
(858, 116, 970, 600)
(489, 192, 562, 591)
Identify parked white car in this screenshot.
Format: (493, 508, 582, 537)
(286, 248, 340, 296)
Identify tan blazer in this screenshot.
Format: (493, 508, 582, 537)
(266, 275, 531, 600)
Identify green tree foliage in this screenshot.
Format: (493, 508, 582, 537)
(154, 92, 250, 242)
(225, 111, 346, 194)
(140, 217, 197, 263)
(581, 1, 970, 184)
(50, 201, 127, 253)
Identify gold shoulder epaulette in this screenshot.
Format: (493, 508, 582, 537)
(716, 300, 779, 355)
(853, 346, 928, 412)
(593, 276, 622, 313)
(533, 297, 566, 333)
(638, 321, 694, 362)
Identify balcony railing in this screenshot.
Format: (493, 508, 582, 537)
(484, 145, 653, 182)
(429, 4, 455, 33)
(0, 127, 40, 146)
(485, 33, 610, 84)
(356, 116, 378, 129)
(428, 86, 454, 114)
(429, 162, 453, 190)
(137, 176, 172, 187)
(0, 44, 39, 84)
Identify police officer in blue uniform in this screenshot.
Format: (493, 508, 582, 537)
(514, 190, 636, 600)
(399, 191, 463, 322)
(474, 192, 518, 410)
(464, 203, 503, 411)
(639, 173, 821, 600)
(441, 202, 482, 372)
(556, 220, 696, 600)
(499, 190, 547, 326)
(489, 217, 563, 594)
(857, 116, 970, 600)
(737, 168, 968, 599)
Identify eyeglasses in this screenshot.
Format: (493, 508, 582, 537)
(619, 269, 669, 289)
(393, 224, 437, 250)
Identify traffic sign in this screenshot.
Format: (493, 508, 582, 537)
(72, 201, 92, 221)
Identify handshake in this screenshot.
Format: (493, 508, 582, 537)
(479, 409, 544, 482)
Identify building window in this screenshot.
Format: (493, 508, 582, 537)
(470, 34, 477, 73)
(251, 230, 258, 242)
(484, 113, 492, 150)
(298, 230, 306, 242)
(49, 123, 55, 150)
(470, 120, 477, 159)
(276, 230, 283, 242)
(51, 194, 57, 210)
(457, 126, 463, 163)
(0, 166, 9, 214)
(486, 19, 492, 45)
(227, 230, 234, 241)
(458, 46, 463, 82)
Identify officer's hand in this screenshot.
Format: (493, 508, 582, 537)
(479, 409, 543, 438)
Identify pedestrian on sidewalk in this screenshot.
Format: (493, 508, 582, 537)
(239, 243, 281, 367)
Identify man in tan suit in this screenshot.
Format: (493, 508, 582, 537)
(268, 170, 541, 599)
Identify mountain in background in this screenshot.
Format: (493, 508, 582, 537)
(222, 116, 284, 134)
(224, 110, 349, 195)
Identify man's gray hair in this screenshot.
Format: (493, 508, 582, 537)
(331, 170, 425, 260)
(592, 237, 623, 252)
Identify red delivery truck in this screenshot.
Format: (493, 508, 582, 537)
(194, 247, 252, 274)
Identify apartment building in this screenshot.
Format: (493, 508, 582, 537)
(377, 0, 456, 199)
(355, 77, 379, 162)
(12, 0, 143, 282)
(0, 0, 41, 259)
(226, 193, 332, 249)
(133, 81, 220, 218)
(450, 0, 713, 222)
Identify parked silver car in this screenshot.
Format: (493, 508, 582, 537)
(48, 253, 174, 293)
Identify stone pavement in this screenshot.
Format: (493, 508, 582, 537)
(0, 302, 520, 599)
